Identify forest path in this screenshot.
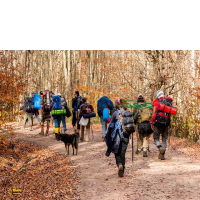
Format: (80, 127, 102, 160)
(14, 123, 200, 200)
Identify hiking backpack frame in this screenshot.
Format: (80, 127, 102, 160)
(155, 97, 172, 126)
(40, 90, 54, 111)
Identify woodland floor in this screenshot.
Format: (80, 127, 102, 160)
(1, 122, 200, 200)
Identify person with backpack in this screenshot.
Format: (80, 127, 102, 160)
(133, 94, 153, 157)
(20, 95, 34, 131)
(31, 92, 41, 126)
(105, 98, 134, 177)
(79, 97, 94, 142)
(57, 93, 71, 133)
(151, 90, 174, 160)
(39, 90, 53, 136)
(133, 94, 152, 157)
(72, 91, 83, 133)
(50, 94, 63, 139)
(97, 96, 114, 140)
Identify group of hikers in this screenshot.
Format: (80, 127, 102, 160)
(100, 90, 175, 177)
(20, 90, 94, 141)
(21, 89, 176, 177)
(21, 91, 70, 137)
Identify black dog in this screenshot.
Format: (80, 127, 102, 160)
(56, 131, 79, 155)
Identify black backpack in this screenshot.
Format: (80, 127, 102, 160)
(138, 121, 153, 136)
(24, 97, 34, 113)
(121, 110, 135, 135)
(155, 97, 173, 126)
(75, 96, 83, 109)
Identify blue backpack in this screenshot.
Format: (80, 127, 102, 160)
(103, 108, 109, 121)
(53, 96, 61, 110)
(33, 94, 41, 110)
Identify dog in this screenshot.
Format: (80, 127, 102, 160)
(56, 130, 79, 155)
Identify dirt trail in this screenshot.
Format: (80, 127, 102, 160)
(13, 123, 200, 200)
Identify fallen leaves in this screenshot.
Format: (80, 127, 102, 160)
(0, 139, 79, 199)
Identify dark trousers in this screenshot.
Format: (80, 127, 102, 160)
(72, 110, 76, 127)
(72, 110, 80, 130)
(61, 115, 67, 131)
(153, 124, 168, 150)
(115, 138, 129, 167)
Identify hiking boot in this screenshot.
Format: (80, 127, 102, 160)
(135, 149, 142, 154)
(123, 165, 125, 173)
(118, 164, 124, 177)
(55, 133, 60, 141)
(39, 131, 44, 136)
(161, 150, 165, 160)
(143, 150, 148, 157)
(158, 147, 165, 160)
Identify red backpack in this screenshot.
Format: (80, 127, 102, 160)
(155, 97, 174, 126)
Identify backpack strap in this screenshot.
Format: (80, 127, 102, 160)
(118, 110, 123, 128)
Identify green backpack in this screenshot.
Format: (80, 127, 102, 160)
(140, 107, 152, 123)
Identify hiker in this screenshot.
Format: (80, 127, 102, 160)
(79, 97, 94, 142)
(39, 90, 53, 136)
(151, 90, 173, 160)
(133, 94, 153, 157)
(105, 99, 134, 177)
(51, 93, 63, 140)
(57, 93, 69, 133)
(72, 91, 83, 133)
(31, 92, 41, 125)
(20, 95, 34, 131)
(97, 96, 114, 140)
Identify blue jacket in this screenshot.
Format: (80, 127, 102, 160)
(105, 120, 124, 157)
(97, 96, 114, 117)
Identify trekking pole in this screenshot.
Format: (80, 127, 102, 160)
(132, 132, 134, 172)
(90, 122, 94, 142)
(168, 124, 171, 160)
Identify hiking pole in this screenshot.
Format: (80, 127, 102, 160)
(132, 132, 134, 172)
(91, 123, 94, 142)
(168, 124, 171, 160)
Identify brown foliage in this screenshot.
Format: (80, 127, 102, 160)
(0, 51, 25, 127)
(0, 139, 79, 199)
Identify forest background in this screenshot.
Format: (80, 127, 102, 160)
(1, 50, 200, 141)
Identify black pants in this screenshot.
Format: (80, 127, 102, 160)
(72, 110, 76, 127)
(153, 124, 168, 151)
(72, 110, 80, 130)
(115, 138, 129, 167)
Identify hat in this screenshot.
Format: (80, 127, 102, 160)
(115, 98, 121, 105)
(156, 90, 164, 99)
(137, 94, 144, 99)
(137, 94, 145, 102)
(56, 93, 61, 97)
